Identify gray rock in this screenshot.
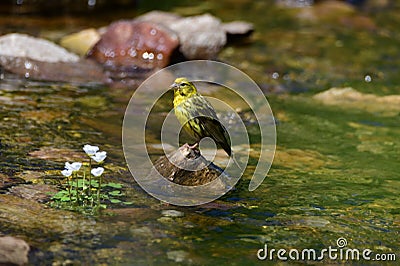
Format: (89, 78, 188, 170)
(0, 33, 79, 63)
(222, 21, 254, 36)
(166, 250, 189, 263)
(168, 14, 227, 59)
(136, 10, 181, 25)
(0, 236, 30, 266)
(161, 209, 184, 218)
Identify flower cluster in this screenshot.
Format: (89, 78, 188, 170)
(83, 144, 106, 162)
(58, 144, 107, 211)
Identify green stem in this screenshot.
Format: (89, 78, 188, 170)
(67, 176, 72, 202)
(88, 158, 92, 196)
(82, 169, 86, 197)
(74, 172, 79, 204)
(96, 173, 102, 210)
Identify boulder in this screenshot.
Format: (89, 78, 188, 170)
(87, 20, 180, 70)
(0, 33, 79, 63)
(168, 14, 227, 59)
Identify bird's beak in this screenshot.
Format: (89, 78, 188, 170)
(169, 82, 178, 91)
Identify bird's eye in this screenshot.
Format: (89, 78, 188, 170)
(180, 82, 188, 87)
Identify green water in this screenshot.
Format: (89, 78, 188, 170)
(1, 0, 399, 265)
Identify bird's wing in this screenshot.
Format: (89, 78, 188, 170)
(195, 116, 232, 156)
(187, 95, 232, 156)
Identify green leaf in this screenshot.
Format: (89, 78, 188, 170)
(123, 201, 134, 205)
(109, 198, 122, 204)
(100, 194, 109, 199)
(52, 191, 68, 199)
(108, 190, 123, 196)
(60, 196, 72, 202)
(104, 182, 123, 189)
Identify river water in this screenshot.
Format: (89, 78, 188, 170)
(0, 0, 399, 265)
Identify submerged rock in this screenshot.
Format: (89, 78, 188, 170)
(8, 184, 58, 203)
(87, 20, 180, 70)
(0, 55, 105, 84)
(167, 250, 190, 263)
(314, 87, 400, 115)
(0, 173, 25, 190)
(0, 236, 30, 266)
(161, 209, 184, 218)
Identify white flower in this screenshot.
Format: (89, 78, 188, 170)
(64, 162, 82, 171)
(91, 151, 107, 163)
(91, 167, 104, 177)
(83, 144, 99, 156)
(61, 169, 73, 177)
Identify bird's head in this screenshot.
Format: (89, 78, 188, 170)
(170, 77, 197, 98)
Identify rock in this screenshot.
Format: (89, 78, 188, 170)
(87, 20, 179, 70)
(136, 10, 181, 25)
(161, 209, 184, 218)
(0, 236, 30, 266)
(0, 56, 106, 84)
(153, 144, 227, 186)
(276, 0, 314, 8)
(129, 226, 154, 238)
(0, 33, 79, 63)
(168, 14, 227, 59)
(222, 21, 254, 36)
(28, 147, 85, 162)
(166, 250, 190, 263)
(314, 87, 400, 115)
(0, 194, 102, 239)
(8, 184, 58, 203)
(0, 173, 25, 190)
(59, 28, 101, 56)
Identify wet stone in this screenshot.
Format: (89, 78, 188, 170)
(168, 14, 227, 59)
(161, 209, 185, 218)
(129, 226, 154, 238)
(59, 28, 101, 56)
(8, 184, 58, 203)
(136, 10, 182, 25)
(0, 173, 25, 190)
(0, 33, 79, 63)
(166, 250, 190, 263)
(0, 236, 30, 266)
(0, 56, 106, 84)
(87, 20, 179, 70)
(222, 21, 254, 36)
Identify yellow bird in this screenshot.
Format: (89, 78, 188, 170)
(170, 77, 232, 156)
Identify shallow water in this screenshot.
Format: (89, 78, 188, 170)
(0, 0, 399, 265)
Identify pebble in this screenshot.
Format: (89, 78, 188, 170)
(0, 236, 30, 266)
(161, 209, 185, 218)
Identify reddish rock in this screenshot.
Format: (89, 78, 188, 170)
(87, 20, 179, 70)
